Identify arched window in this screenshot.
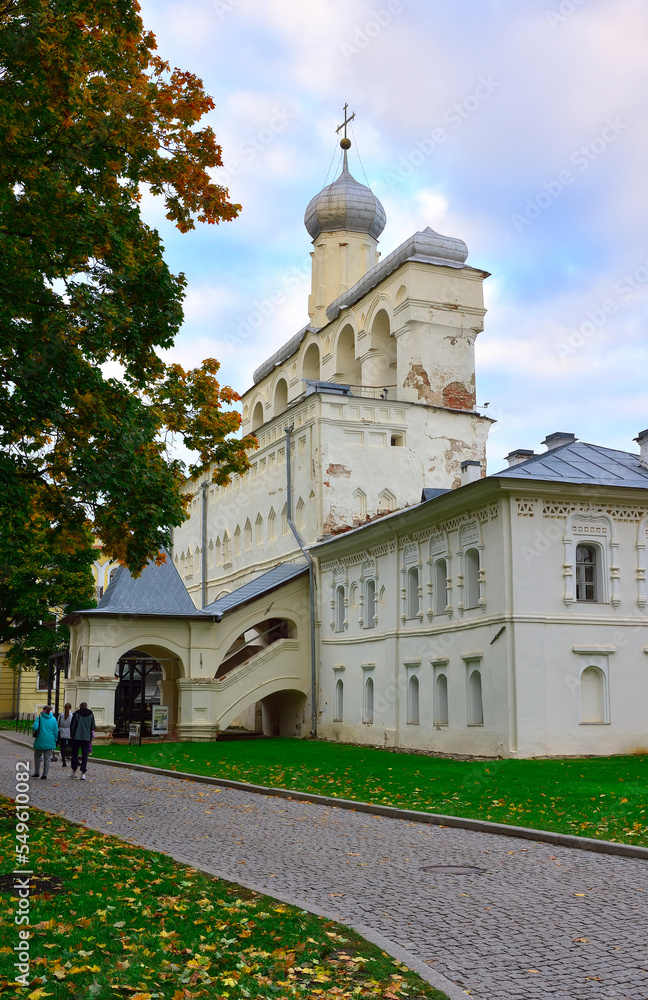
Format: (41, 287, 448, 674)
(302, 342, 320, 382)
(223, 532, 231, 564)
(464, 548, 480, 609)
(296, 497, 305, 530)
(281, 503, 288, 535)
(580, 666, 606, 723)
(336, 324, 361, 384)
(215, 537, 221, 566)
(268, 508, 276, 541)
(434, 558, 448, 615)
(244, 519, 252, 551)
(233, 525, 241, 556)
(252, 400, 264, 431)
(274, 378, 288, 415)
(255, 513, 263, 545)
(407, 566, 420, 619)
(364, 579, 376, 629)
(367, 308, 396, 386)
(335, 585, 345, 633)
(407, 674, 420, 725)
(334, 678, 344, 722)
(434, 673, 449, 726)
(363, 676, 374, 724)
(576, 545, 598, 602)
(467, 669, 483, 725)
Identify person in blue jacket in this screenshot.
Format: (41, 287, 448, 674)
(31, 705, 59, 780)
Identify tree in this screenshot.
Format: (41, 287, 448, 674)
(0, 0, 255, 669)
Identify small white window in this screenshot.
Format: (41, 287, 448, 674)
(363, 676, 374, 724)
(434, 558, 448, 615)
(407, 674, 420, 725)
(364, 579, 376, 629)
(467, 668, 483, 725)
(576, 545, 598, 602)
(335, 585, 345, 633)
(434, 672, 449, 726)
(407, 566, 420, 619)
(464, 548, 480, 609)
(334, 678, 344, 722)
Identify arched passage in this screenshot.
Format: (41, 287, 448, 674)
(113, 646, 184, 738)
(274, 378, 288, 416)
(335, 324, 360, 384)
(302, 342, 321, 382)
(364, 308, 396, 387)
(252, 400, 264, 431)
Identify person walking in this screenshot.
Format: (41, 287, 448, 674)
(31, 706, 58, 780)
(57, 703, 73, 768)
(69, 702, 95, 780)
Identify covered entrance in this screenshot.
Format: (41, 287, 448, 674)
(113, 649, 166, 739)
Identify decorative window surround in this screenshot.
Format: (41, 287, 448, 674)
(456, 521, 485, 615)
(461, 652, 484, 664)
(571, 645, 616, 655)
(332, 664, 346, 672)
(431, 657, 450, 667)
(462, 653, 484, 727)
(563, 513, 619, 608)
(637, 517, 648, 610)
(361, 662, 376, 672)
(401, 542, 423, 623)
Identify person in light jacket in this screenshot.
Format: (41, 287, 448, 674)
(31, 706, 58, 780)
(69, 702, 95, 780)
(57, 703, 73, 768)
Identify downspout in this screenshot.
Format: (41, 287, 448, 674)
(201, 481, 208, 609)
(285, 424, 318, 737)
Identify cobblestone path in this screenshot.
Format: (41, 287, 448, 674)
(1, 738, 647, 1000)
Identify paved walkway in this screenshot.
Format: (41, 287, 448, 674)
(1, 737, 647, 1000)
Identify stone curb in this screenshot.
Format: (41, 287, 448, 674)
(4, 732, 648, 861)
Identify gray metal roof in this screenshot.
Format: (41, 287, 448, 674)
(494, 441, 648, 487)
(304, 151, 386, 242)
(252, 323, 317, 386)
(83, 553, 200, 617)
(326, 226, 471, 322)
(203, 561, 309, 618)
(421, 487, 452, 502)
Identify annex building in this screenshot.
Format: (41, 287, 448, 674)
(62, 132, 648, 757)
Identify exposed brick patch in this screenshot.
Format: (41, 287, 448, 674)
(326, 464, 352, 478)
(443, 381, 475, 410)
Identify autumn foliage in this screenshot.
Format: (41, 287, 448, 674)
(0, 0, 254, 667)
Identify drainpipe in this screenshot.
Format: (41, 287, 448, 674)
(285, 424, 318, 737)
(201, 481, 208, 608)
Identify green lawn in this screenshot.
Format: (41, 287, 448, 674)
(0, 796, 447, 999)
(93, 738, 648, 848)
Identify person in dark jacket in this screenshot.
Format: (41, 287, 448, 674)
(31, 706, 58, 779)
(69, 702, 95, 780)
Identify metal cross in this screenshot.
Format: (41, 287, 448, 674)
(336, 103, 356, 139)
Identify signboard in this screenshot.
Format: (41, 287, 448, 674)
(151, 706, 169, 736)
(128, 723, 140, 745)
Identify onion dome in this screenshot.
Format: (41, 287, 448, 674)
(304, 149, 386, 241)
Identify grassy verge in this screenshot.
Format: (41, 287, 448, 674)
(93, 738, 648, 848)
(0, 795, 447, 999)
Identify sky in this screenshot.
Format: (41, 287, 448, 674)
(138, 0, 648, 472)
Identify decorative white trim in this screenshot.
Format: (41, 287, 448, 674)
(461, 651, 483, 663)
(431, 657, 449, 667)
(572, 645, 616, 655)
(332, 664, 346, 672)
(361, 662, 376, 672)
(563, 512, 618, 608)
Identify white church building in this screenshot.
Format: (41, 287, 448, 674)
(64, 132, 648, 758)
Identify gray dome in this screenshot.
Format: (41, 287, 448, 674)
(305, 152, 386, 241)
